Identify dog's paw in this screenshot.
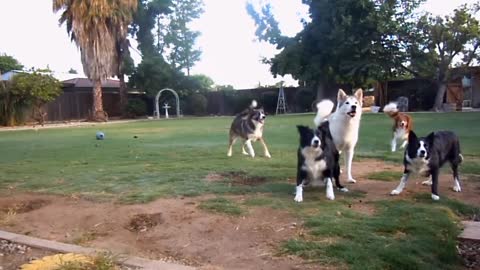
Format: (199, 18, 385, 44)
(294, 195, 303, 202)
(227, 153, 232, 157)
(242, 151, 249, 156)
(453, 185, 462, 192)
(347, 178, 356, 183)
(390, 189, 401, 195)
(265, 153, 272, 158)
(326, 193, 335, 200)
(422, 179, 432, 186)
(431, 194, 440, 201)
(339, 187, 349, 192)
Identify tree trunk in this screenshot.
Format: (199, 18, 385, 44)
(432, 82, 447, 112)
(119, 74, 128, 117)
(92, 79, 107, 122)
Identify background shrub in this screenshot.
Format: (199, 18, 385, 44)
(125, 98, 147, 118)
(187, 93, 208, 116)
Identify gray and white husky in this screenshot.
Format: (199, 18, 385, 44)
(227, 100, 271, 158)
(314, 89, 363, 183)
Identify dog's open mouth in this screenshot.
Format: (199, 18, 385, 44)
(347, 111, 356, 117)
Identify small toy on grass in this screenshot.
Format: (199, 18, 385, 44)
(96, 131, 105, 140)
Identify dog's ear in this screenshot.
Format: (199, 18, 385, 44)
(297, 125, 310, 135)
(425, 132, 435, 145)
(317, 122, 331, 140)
(354, 88, 363, 102)
(408, 130, 418, 144)
(337, 89, 348, 102)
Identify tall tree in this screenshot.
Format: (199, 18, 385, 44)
(53, 0, 137, 121)
(130, 0, 172, 57)
(408, 4, 480, 111)
(162, 0, 203, 76)
(115, 38, 134, 114)
(247, 0, 423, 99)
(0, 54, 23, 73)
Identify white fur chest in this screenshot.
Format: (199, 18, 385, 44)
(329, 114, 361, 150)
(248, 123, 263, 141)
(406, 156, 429, 175)
(394, 128, 407, 140)
(301, 148, 327, 181)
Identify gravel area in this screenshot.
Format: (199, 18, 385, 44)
(458, 240, 480, 269)
(0, 239, 51, 270)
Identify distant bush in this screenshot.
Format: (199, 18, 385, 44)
(295, 88, 315, 112)
(125, 98, 147, 118)
(224, 91, 255, 114)
(260, 91, 278, 114)
(0, 72, 62, 126)
(187, 93, 208, 115)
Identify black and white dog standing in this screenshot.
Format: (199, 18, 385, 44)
(227, 100, 271, 158)
(390, 130, 463, 200)
(294, 122, 348, 202)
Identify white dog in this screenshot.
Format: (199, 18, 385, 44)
(314, 89, 363, 183)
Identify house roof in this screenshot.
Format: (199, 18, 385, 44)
(0, 70, 23, 81)
(1, 70, 80, 81)
(62, 78, 121, 88)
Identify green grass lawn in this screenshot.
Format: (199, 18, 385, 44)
(1, 111, 479, 269)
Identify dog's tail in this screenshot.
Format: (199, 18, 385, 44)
(383, 102, 399, 117)
(250, 100, 258, 109)
(314, 100, 334, 127)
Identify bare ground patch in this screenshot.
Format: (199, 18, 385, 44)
(0, 198, 50, 214)
(205, 171, 267, 186)
(0, 193, 318, 270)
(126, 213, 164, 233)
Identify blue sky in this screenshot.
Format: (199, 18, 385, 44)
(0, 0, 477, 88)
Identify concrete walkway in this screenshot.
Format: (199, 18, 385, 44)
(0, 230, 195, 270)
(459, 221, 480, 242)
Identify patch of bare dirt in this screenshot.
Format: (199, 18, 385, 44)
(346, 199, 376, 216)
(205, 171, 267, 186)
(0, 193, 322, 270)
(0, 198, 50, 214)
(126, 213, 163, 233)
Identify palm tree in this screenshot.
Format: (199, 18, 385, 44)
(53, 0, 137, 121)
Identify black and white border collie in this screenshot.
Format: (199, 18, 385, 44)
(294, 122, 348, 202)
(390, 130, 463, 200)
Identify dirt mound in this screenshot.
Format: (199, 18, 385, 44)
(126, 213, 163, 233)
(1, 199, 50, 214)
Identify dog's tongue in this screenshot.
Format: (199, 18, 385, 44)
(348, 111, 356, 117)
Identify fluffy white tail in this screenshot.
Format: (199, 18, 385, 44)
(383, 102, 398, 117)
(250, 100, 258, 109)
(314, 100, 334, 127)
